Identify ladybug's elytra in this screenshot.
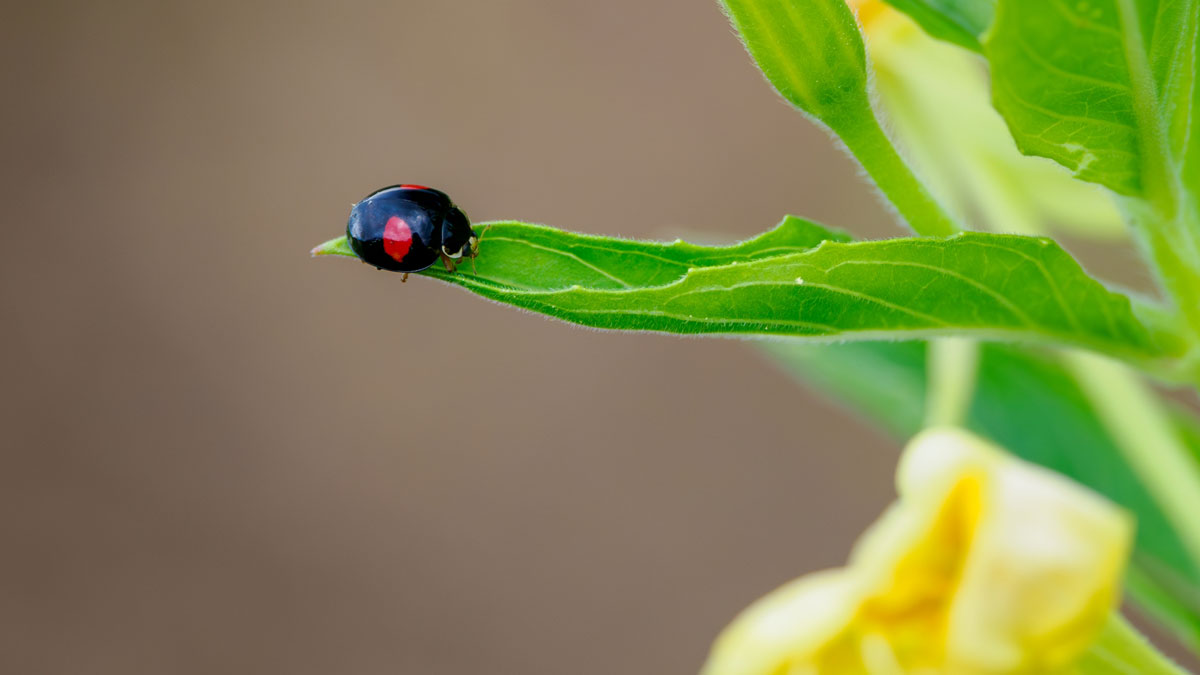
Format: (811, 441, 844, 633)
(346, 185, 478, 279)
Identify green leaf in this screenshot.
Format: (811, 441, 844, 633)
(984, 0, 1199, 202)
(315, 219, 1167, 364)
(719, 0, 961, 236)
(880, 0, 995, 51)
(761, 339, 1200, 649)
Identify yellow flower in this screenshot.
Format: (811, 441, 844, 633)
(702, 429, 1133, 675)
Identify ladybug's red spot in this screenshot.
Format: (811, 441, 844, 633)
(399, 183, 430, 191)
(383, 215, 413, 262)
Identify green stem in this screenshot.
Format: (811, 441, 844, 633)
(923, 338, 979, 427)
(1125, 200, 1200, 345)
(836, 114, 962, 237)
(1078, 613, 1192, 675)
(1064, 351, 1200, 572)
(1114, 0, 1200, 345)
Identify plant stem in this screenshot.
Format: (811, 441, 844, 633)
(1123, 198, 1200, 344)
(1064, 351, 1200, 572)
(1078, 613, 1192, 675)
(836, 114, 962, 237)
(923, 338, 979, 427)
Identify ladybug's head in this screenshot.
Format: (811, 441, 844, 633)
(437, 203, 477, 262)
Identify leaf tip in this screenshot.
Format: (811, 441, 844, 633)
(311, 235, 355, 259)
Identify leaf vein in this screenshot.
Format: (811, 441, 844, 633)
(1048, 0, 1123, 37)
(997, 78, 1138, 133)
(824, 259, 1038, 328)
(486, 236, 635, 288)
(957, 240, 1085, 333)
(1014, 30, 1133, 92)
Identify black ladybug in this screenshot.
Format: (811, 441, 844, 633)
(346, 185, 478, 278)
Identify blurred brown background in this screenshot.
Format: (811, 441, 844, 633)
(0, 1, 908, 673)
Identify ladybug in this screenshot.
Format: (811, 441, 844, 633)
(346, 184, 479, 280)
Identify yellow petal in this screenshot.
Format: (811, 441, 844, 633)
(702, 429, 1134, 675)
(702, 569, 865, 675)
(925, 431, 1134, 672)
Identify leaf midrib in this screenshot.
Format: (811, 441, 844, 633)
(1116, 0, 1178, 209)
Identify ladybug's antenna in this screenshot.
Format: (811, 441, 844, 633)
(471, 224, 495, 275)
(475, 224, 494, 251)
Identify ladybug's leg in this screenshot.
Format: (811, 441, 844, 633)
(402, 273, 409, 283)
(439, 252, 458, 273)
